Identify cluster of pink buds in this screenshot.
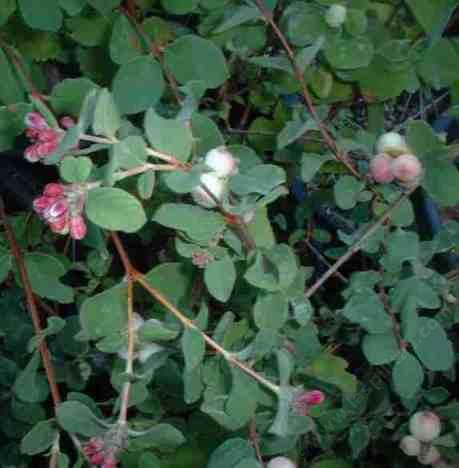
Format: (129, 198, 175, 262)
(83, 437, 118, 468)
(24, 112, 76, 163)
(292, 389, 325, 416)
(33, 183, 87, 240)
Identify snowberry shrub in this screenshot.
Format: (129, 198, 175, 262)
(0, 1, 458, 468)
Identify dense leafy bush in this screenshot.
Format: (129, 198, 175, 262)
(0, 1, 459, 467)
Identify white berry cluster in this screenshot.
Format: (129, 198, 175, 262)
(191, 146, 238, 208)
(400, 411, 447, 466)
(325, 4, 347, 28)
(266, 456, 297, 468)
(369, 131, 423, 187)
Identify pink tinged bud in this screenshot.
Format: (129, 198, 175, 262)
(25, 128, 40, 140)
(37, 128, 60, 142)
(391, 153, 423, 183)
(36, 140, 59, 157)
(49, 215, 69, 234)
(370, 154, 394, 183)
(24, 144, 41, 162)
(43, 183, 64, 198)
(101, 455, 118, 468)
(44, 200, 68, 220)
(69, 215, 87, 240)
(33, 196, 54, 214)
(292, 389, 325, 415)
(25, 112, 49, 130)
(60, 116, 76, 129)
(89, 452, 106, 465)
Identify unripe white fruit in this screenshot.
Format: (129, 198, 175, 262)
(267, 456, 297, 468)
(205, 146, 238, 178)
(370, 153, 394, 183)
(400, 435, 421, 457)
(325, 4, 347, 28)
(417, 446, 441, 465)
(409, 411, 442, 443)
(376, 132, 409, 157)
(191, 173, 226, 208)
(392, 153, 423, 183)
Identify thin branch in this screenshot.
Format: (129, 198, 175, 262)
(254, 0, 361, 179)
(0, 196, 62, 407)
(305, 186, 417, 299)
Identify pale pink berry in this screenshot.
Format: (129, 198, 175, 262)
(409, 411, 441, 442)
(69, 215, 87, 240)
(399, 435, 421, 456)
(204, 146, 238, 177)
(43, 183, 64, 198)
(25, 112, 49, 130)
(267, 456, 297, 468)
(60, 116, 76, 129)
(391, 153, 423, 183)
(43, 200, 68, 221)
(370, 153, 394, 183)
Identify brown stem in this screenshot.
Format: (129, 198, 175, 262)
(304, 187, 417, 299)
(0, 196, 61, 407)
(254, 0, 361, 179)
(249, 419, 264, 465)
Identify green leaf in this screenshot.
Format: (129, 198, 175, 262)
(253, 292, 288, 330)
(19, 0, 63, 32)
(362, 333, 400, 365)
(342, 292, 392, 334)
(392, 350, 424, 399)
(60, 156, 93, 183)
(139, 320, 179, 342)
(86, 187, 147, 233)
(162, 167, 201, 194)
(0, 103, 31, 151)
(50, 78, 99, 117)
(0, 0, 16, 27)
(56, 401, 107, 437)
(182, 328, 205, 372)
(160, 0, 199, 14)
(334, 176, 365, 210)
(164, 35, 229, 89)
(110, 14, 142, 65)
(0, 254, 12, 284)
(145, 109, 193, 162)
(381, 229, 419, 273)
(113, 56, 165, 115)
(21, 420, 57, 456)
(324, 37, 374, 69)
(207, 438, 254, 468)
(229, 165, 286, 196)
(409, 317, 454, 371)
(349, 421, 370, 458)
(87, 0, 121, 15)
(191, 113, 224, 156)
(153, 203, 225, 243)
(215, 5, 261, 33)
(45, 126, 82, 165)
(131, 424, 185, 450)
(93, 89, 121, 139)
(277, 117, 316, 149)
(138, 170, 156, 200)
(80, 283, 127, 340)
(246, 207, 276, 249)
(405, 0, 458, 38)
(58, 0, 86, 16)
(204, 257, 236, 302)
(24, 253, 73, 304)
(0, 49, 24, 105)
(245, 244, 298, 292)
(138, 453, 161, 468)
(14, 352, 49, 403)
(311, 460, 353, 468)
(285, 4, 327, 47)
(301, 153, 333, 182)
(307, 353, 358, 394)
(113, 136, 148, 170)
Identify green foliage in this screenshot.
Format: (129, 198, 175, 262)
(0, 0, 459, 467)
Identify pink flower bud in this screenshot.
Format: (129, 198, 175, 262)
(370, 154, 394, 183)
(44, 200, 68, 221)
(69, 215, 87, 240)
(24, 144, 41, 162)
(25, 128, 40, 140)
(101, 455, 118, 468)
(37, 128, 60, 143)
(89, 452, 106, 465)
(292, 389, 325, 415)
(60, 116, 76, 129)
(33, 196, 54, 214)
(391, 153, 423, 183)
(36, 140, 59, 157)
(49, 215, 69, 234)
(43, 183, 64, 198)
(25, 112, 48, 130)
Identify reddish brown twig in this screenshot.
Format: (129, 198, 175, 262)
(0, 196, 61, 407)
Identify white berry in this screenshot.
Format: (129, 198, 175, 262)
(325, 4, 347, 28)
(376, 132, 409, 157)
(417, 446, 441, 465)
(204, 146, 238, 178)
(266, 456, 297, 468)
(409, 411, 442, 443)
(391, 153, 423, 183)
(400, 435, 421, 457)
(191, 172, 226, 208)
